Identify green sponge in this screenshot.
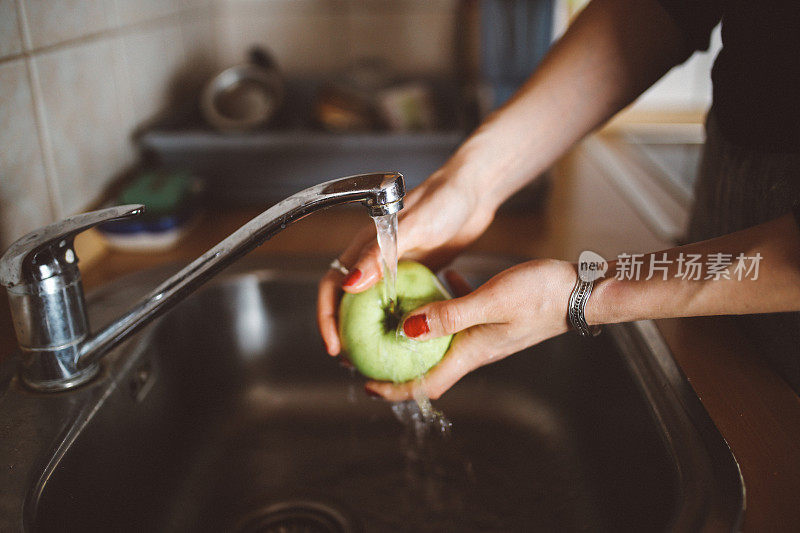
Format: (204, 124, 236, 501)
(118, 171, 194, 216)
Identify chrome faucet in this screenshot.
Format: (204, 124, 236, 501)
(0, 172, 404, 392)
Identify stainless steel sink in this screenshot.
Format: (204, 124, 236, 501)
(0, 255, 743, 532)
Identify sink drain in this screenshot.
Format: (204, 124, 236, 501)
(235, 500, 359, 533)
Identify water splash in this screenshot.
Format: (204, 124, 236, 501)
(391, 398, 453, 443)
(390, 400, 473, 519)
(345, 366, 358, 404)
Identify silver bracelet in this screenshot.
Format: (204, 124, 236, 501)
(567, 275, 602, 337)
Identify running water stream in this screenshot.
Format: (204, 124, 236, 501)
(371, 212, 452, 432)
(372, 213, 398, 312)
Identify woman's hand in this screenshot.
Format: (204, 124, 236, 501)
(362, 210, 800, 401)
(317, 164, 497, 357)
(365, 259, 576, 401)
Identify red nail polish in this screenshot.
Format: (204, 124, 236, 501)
(342, 269, 362, 287)
(403, 314, 429, 338)
(364, 386, 380, 398)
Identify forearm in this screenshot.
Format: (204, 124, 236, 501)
(586, 214, 800, 324)
(448, 0, 688, 210)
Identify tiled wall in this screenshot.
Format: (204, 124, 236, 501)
(0, 0, 461, 248)
(0, 0, 217, 248)
(215, 0, 459, 77)
(0, 0, 717, 249)
(0, 0, 459, 249)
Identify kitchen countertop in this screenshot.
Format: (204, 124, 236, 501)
(2, 144, 799, 531)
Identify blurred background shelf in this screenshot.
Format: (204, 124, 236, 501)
(138, 78, 471, 207)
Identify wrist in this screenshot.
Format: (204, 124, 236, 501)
(431, 146, 501, 221)
(583, 263, 669, 326)
(441, 122, 533, 213)
(582, 258, 640, 326)
(583, 274, 621, 326)
(541, 260, 582, 333)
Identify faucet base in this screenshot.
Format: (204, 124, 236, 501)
(22, 362, 100, 392)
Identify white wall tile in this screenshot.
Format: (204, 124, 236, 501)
(216, 1, 347, 74)
(0, 59, 54, 248)
(0, 0, 23, 58)
(21, 0, 118, 50)
(219, 0, 338, 18)
(182, 14, 217, 69)
(345, 7, 456, 75)
(182, 0, 212, 9)
(115, 0, 183, 27)
(343, 0, 457, 13)
(120, 24, 186, 126)
(32, 39, 132, 215)
(181, 13, 220, 91)
(216, 0, 457, 75)
(218, 0, 458, 74)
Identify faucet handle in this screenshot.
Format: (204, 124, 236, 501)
(0, 204, 144, 288)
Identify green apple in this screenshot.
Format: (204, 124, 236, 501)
(339, 261, 453, 383)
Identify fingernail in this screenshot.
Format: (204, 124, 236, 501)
(364, 386, 380, 398)
(342, 269, 362, 287)
(403, 314, 429, 338)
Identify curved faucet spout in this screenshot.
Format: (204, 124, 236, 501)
(0, 172, 404, 391)
(78, 172, 405, 370)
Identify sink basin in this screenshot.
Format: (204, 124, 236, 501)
(0, 256, 743, 532)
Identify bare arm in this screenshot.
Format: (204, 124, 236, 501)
(368, 214, 800, 401)
(588, 213, 800, 324)
(450, 0, 690, 208)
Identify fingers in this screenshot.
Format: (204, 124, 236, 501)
(400, 290, 491, 341)
(364, 358, 464, 402)
(316, 269, 344, 356)
(365, 325, 499, 401)
(365, 380, 418, 402)
(341, 240, 383, 293)
(316, 225, 377, 355)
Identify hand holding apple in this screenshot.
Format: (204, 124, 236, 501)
(338, 261, 453, 382)
(364, 260, 576, 401)
(316, 170, 497, 358)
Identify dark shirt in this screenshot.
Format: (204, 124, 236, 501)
(656, 0, 799, 153)
(795, 203, 800, 229)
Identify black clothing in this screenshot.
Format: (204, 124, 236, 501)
(656, 0, 800, 153)
(795, 203, 800, 229)
(689, 113, 800, 392)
